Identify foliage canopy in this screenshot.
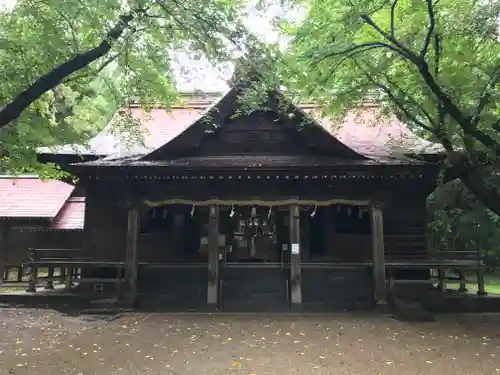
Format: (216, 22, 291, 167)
(0, 0, 254, 174)
(271, 0, 500, 215)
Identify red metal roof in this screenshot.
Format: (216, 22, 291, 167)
(51, 196, 85, 230)
(125, 100, 442, 158)
(44, 92, 442, 158)
(305, 104, 443, 157)
(0, 177, 75, 218)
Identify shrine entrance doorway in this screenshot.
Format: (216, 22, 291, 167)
(222, 206, 284, 263)
(219, 206, 290, 311)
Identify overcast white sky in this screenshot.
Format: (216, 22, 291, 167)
(0, 0, 295, 92)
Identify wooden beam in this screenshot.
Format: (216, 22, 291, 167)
(207, 204, 219, 307)
(124, 208, 140, 305)
(289, 204, 302, 306)
(371, 203, 386, 305)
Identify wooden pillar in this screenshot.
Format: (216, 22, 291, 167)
(370, 202, 386, 305)
(0, 222, 6, 284)
(437, 268, 446, 292)
(65, 268, 73, 290)
(45, 267, 54, 289)
(207, 204, 219, 307)
(458, 269, 468, 293)
(124, 208, 139, 305)
(26, 248, 37, 293)
(477, 266, 487, 296)
(289, 204, 302, 306)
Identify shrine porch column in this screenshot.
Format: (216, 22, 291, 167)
(124, 207, 140, 305)
(370, 201, 386, 306)
(207, 204, 220, 307)
(289, 204, 302, 307)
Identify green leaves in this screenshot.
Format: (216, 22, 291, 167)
(0, 0, 251, 175)
(279, 0, 500, 151)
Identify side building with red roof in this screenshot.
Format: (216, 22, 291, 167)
(2, 79, 479, 310)
(0, 176, 84, 283)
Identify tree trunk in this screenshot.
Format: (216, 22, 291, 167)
(450, 155, 500, 216)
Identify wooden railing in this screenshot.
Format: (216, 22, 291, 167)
(21, 248, 125, 294)
(388, 249, 487, 296)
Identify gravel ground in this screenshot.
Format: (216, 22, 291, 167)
(0, 309, 499, 375)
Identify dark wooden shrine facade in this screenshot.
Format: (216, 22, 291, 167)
(66, 86, 441, 311)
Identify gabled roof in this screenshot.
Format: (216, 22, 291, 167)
(0, 176, 75, 219)
(141, 87, 367, 162)
(61, 86, 443, 170)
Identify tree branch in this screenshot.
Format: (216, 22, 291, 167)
(420, 0, 435, 58)
(356, 61, 443, 143)
(493, 118, 500, 133)
(472, 62, 500, 126)
(354, 7, 500, 156)
(0, 13, 134, 129)
(312, 42, 409, 67)
(449, 153, 500, 216)
(62, 51, 123, 84)
(413, 60, 500, 155)
(359, 13, 420, 63)
(390, 0, 398, 39)
(433, 32, 448, 149)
